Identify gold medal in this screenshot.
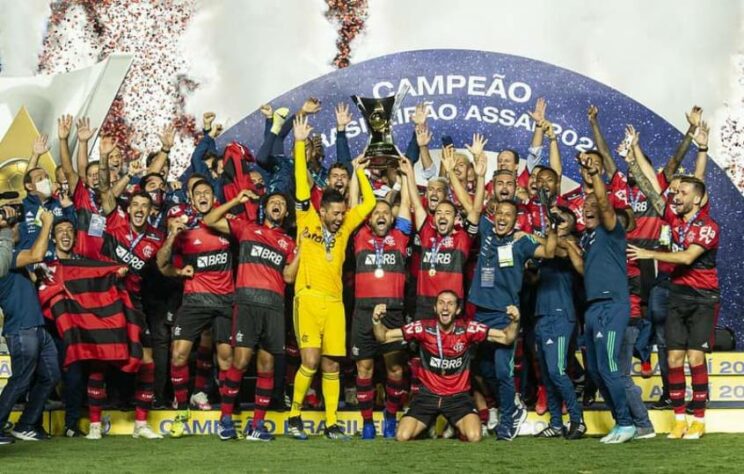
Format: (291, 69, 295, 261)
(326, 252, 333, 262)
(374, 268, 384, 278)
(428, 268, 437, 277)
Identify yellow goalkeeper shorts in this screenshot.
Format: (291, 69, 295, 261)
(293, 290, 346, 357)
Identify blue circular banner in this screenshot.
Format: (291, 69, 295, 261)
(218, 49, 743, 343)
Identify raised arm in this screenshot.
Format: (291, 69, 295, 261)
(587, 105, 617, 177)
(397, 162, 413, 223)
(400, 157, 428, 231)
(560, 238, 584, 275)
(335, 103, 354, 169)
(579, 152, 616, 231)
(663, 106, 701, 182)
(75, 117, 97, 180)
(467, 152, 487, 224)
(147, 124, 175, 175)
(98, 136, 119, 216)
(487, 305, 520, 345)
(293, 116, 312, 203)
(623, 128, 666, 216)
(442, 145, 474, 214)
(415, 122, 434, 175)
(29, 134, 49, 171)
(628, 242, 706, 266)
(528, 98, 546, 150)
(543, 120, 562, 178)
(57, 115, 79, 190)
(692, 120, 709, 181)
(203, 189, 255, 234)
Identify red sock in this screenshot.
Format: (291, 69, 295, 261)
(134, 362, 155, 421)
(479, 408, 488, 423)
(87, 371, 107, 423)
(254, 371, 274, 424)
(668, 366, 687, 415)
(356, 376, 375, 422)
(170, 363, 190, 409)
(194, 345, 213, 393)
(409, 358, 421, 396)
(220, 367, 244, 417)
(384, 377, 406, 415)
(690, 363, 709, 418)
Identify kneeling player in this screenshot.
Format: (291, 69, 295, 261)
(372, 291, 520, 443)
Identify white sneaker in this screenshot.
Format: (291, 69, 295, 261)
(189, 392, 212, 411)
(442, 423, 455, 439)
(132, 424, 163, 439)
(428, 424, 438, 439)
(481, 424, 490, 438)
(86, 422, 102, 440)
(487, 407, 499, 431)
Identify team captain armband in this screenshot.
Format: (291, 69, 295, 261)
(295, 199, 310, 211)
(395, 217, 412, 235)
(464, 219, 479, 236)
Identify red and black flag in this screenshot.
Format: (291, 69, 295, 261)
(38, 259, 144, 373)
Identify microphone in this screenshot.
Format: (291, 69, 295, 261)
(0, 191, 20, 200)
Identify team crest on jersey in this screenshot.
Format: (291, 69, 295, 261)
(277, 238, 289, 250)
(413, 322, 423, 334)
(453, 342, 465, 352)
(142, 245, 154, 259)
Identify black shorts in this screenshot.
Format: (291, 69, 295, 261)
(666, 296, 719, 353)
(172, 305, 232, 344)
(404, 387, 477, 427)
(131, 295, 151, 349)
(234, 304, 284, 353)
(350, 306, 407, 360)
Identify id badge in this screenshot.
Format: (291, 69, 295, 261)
(497, 244, 514, 268)
(659, 224, 672, 248)
(481, 266, 495, 288)
(88, 214, 106, 237)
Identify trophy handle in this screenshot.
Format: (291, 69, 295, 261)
(391, 83, 410, 117)
(350, 95, 367, 114)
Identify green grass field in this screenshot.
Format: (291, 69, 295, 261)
(3, 434, 744, 473)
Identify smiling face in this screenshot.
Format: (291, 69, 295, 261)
(435, 291, 461, 331)
(86, 163, 100, 189)
(433, 202, 456, 236)
(673, 181, 702, 217)
(109, 147, 123, 171)
(492, 201, 517, 236)
(426, 180, 448, 212)
(320, 201, 347, 233)
(536, 168, 558, 196)
(583, 193, 600, 230)
(264, 194, 288, 227)
(580, 153, 604, 186)
(129, 195, 152, 231)
(328, 167, 350, 195)
(53, 221, 75, 254)
(369, 201, 393, 237)
(492, 172, 516, 202)
(192, 182, 214, 214)
(452, 153, 469, 181)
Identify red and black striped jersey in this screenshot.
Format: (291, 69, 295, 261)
(402, 319, 489, 396)
(664, 205, 719, 297)
(353, 225, 409, 309)
(72, 180, 104, 259)
(415, 217, 473, 317)
(172, 223, 234, 307)
(563, 171, 631, 232)
(626, 184, 663, 278)
(101, 208, 163, 296)
(229, 218, 296, 308)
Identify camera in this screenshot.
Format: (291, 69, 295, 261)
(0, 204, 24, 226)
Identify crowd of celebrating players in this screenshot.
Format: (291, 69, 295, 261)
(0, 96, 719, 445)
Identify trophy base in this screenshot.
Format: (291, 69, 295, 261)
(364, 143, 399, 170)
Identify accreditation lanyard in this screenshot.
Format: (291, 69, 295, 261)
(373, 237, 385, 270)
(537, 203, 546, 237)
(87, 188, 101, 213)
(429, 235, 446, 274)
(128, 228, 145, 254)
(322, 227, 334, 260)
(676, 210, 701, 250)
(435, 324, 445, 375)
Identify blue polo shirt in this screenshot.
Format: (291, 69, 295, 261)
(0, 250, 45, 336)
(469, 215, 539, 314)
(535, 257, 577, 320)
(581, 220, 629, 303)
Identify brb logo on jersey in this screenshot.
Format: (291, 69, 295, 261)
(250, 244, 284, 266)
(115, 245, 145, 270)
(364, 254, 397, 266)
(197, 252, 229, 269)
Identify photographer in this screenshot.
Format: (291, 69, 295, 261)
(0, 206, 60, 442)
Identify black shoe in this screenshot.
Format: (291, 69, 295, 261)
(64, 426, 83, 438)
(0, 433, 13, 445)
(564, 421, 587, 440)
(35, 426, 52, 440)
(151, 397, 169, 410)
(651, 396, 672, 410)
(286, 416, 308, 440)
(534, 425, 564, 438)
(323, 424, 351, 441)
(582, 391, 595, 407)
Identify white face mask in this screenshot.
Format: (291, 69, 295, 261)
(35, 178, 52, 197)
